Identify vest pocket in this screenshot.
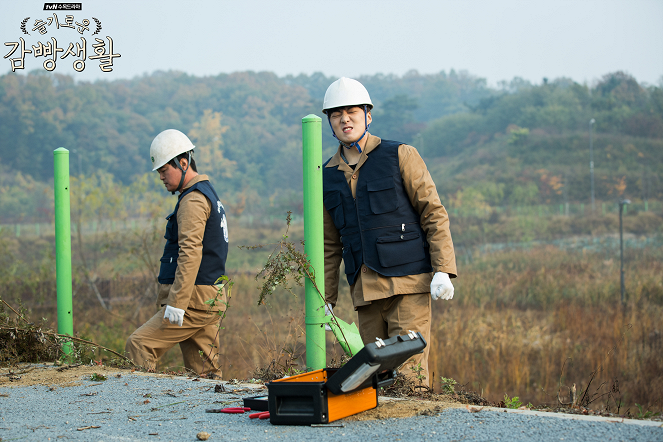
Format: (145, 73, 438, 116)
(158, 255, 178, 282)
(367, 177, 398, 214)
(323, 191, 345, 229)
(342, 245, 356, 275)
(376, 232, 425, 268)
(164, 212, 177, 240)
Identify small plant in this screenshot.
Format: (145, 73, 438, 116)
(409, 362, 427, 387)
(504, 393, 523, 409)
(440, 376, 457, 395)
(238, 212, 309, 306)
(90, 373, 106, 381)
(635, 403, 660, 420)
(240, 212, 357, 359)
(199, 275, 234, 376)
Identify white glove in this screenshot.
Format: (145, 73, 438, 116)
(430, 272, 454, 300)
(164, 305, 185, 327)
(324, 303, 333, 331)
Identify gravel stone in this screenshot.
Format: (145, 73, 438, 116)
(0, 371, 661, 441)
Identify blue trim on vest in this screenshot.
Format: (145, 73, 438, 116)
(157, 180, 228, 285)
(323, 140, 432, 286)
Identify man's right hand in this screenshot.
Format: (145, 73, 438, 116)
(324, 303, 334, 331)
(164, 305, 185, 327)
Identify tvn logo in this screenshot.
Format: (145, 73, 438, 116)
(44, 3, 82, 10)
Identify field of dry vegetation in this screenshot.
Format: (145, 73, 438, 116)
(1, 212, 661, 415)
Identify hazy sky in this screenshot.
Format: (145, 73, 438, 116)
(1, 0, 662, 87)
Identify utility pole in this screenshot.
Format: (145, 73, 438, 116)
(619, 199, 630, 307)
(589, 119, 596, 213)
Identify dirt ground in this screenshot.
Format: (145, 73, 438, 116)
(0, 363, 465, 420)
(0, 363, 201, 390)
(345, 398, 464, 421)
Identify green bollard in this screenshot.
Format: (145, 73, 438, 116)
(54, 148, 74, 357)
(302, 114, 326, 371)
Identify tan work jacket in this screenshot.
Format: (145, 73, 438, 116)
(323, 134, 457, 309)
(156, 174, 226, 312)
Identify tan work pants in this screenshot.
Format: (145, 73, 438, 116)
(125, 306, 222, 375)
(356, 293, 431, 387)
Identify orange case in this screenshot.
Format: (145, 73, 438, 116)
(267, 368, 377, 424)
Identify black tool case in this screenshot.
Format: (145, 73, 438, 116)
(266, 331, 426, 425)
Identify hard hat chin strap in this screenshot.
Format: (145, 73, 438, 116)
(327, 105, 370, 154)
(172, 151, 191, 195)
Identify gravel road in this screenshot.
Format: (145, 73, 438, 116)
(0, 368, 661, 442)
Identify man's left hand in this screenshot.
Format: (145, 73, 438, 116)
(430, 272, 454, 300)
(164, 305, 185, 326)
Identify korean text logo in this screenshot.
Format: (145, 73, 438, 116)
(4, 12, 121, 73)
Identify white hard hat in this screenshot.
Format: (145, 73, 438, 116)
(322, 77, 373, 114)
(150, 129, 195, 171)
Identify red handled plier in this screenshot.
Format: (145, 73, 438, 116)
(206, 407, 252, 414)
(249, 411, 270, 419)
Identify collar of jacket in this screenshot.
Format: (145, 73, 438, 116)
(179, 174, 209, 196)
(325, 133, 382, 172)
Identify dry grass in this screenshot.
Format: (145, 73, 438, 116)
(1, 221, 661, 414)
(430, 246, 663, 412)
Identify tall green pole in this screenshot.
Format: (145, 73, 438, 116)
(54, 147, 73, 356)
(302, 114, 326, 371)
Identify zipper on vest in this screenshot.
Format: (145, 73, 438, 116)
(361, 221, 419, 232)
(355, 196, 366, 265)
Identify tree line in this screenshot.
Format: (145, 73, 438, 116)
(0, 69, 661, 223)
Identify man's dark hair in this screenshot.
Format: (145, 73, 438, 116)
(168, 151, 197, 172)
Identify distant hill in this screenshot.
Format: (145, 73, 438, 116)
(421, 73, 663, 206)
(0, 70, 661, 222)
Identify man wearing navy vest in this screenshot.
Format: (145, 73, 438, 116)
(322, 78, 457, 387)
(125, 129, 229, 376)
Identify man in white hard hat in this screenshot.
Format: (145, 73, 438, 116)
(125, 129, 229, 376)
(322, 78, 457, 387)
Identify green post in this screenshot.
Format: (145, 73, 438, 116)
(302, 114, 326, 371)
(54, 148, 73, 356)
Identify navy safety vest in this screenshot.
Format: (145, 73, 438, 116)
(157, 180, 228, 285)
(322, 140, 432, 286)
